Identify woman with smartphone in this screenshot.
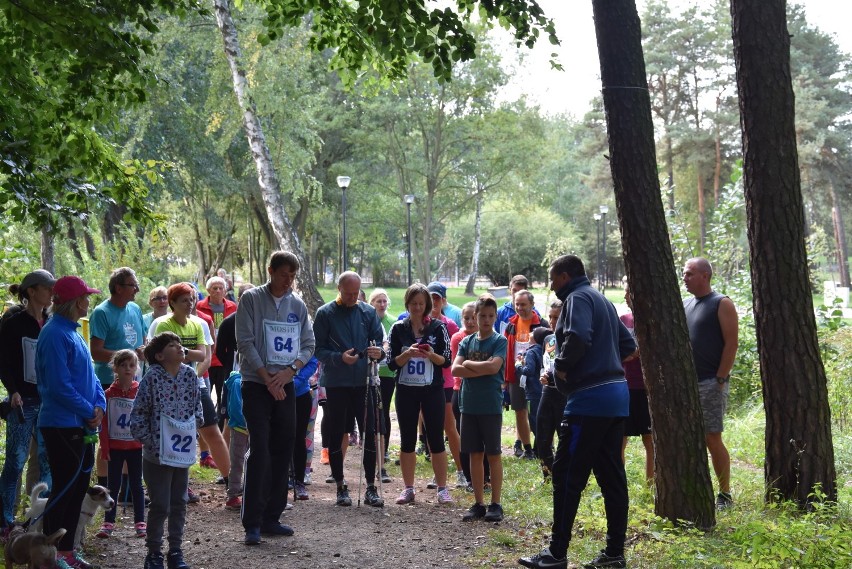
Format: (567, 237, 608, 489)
(387, 284, 453, 505)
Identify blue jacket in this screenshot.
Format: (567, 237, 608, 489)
(224, 372, 246, 431)
(516, 343, 544, 399)
(293, 356, 319, 398)
(314, 301, 385, 388)
(36, 314, 106, 428)
(553, 276, 635, 396)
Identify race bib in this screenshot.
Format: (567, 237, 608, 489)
(107, 397, 135, 441)
(159, 414, 197, 468)
(398, 356, 433, 387)
(264, 319, 299, 366)
(22, 338, 37, 384)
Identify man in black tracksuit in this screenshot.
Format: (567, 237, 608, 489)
(520, 255, 636, 569)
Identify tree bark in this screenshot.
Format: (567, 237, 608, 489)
(213, 0, 324, 312)
(730, 0, 837, 505)
(40, 218, 55, 275)
(591, 0, 716, 528)
(465, 189, 484, 295)
(829, 176, 850, 288)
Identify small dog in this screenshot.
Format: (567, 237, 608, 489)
(25, 483, 115, 549)
(4, 525, 66, 568)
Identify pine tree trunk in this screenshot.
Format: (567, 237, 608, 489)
(465, 190, 484, 296)
(213, 0, 324, 313)
(591, 0, 716, 528)
(731, 0, 837, 505)
(829, 177, 850, 288)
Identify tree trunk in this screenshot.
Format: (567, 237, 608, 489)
(829, 176, 850, 288)
(697, 172, 706, 254)
(465, 189, 484, 295)
(591, 0, 716, 528)
(213, 0, 324, 312)
(67, 222, 84, 263)
(713, 94, 723, 208)
(41, 218, 55, 275)
(731, 0, 837, 505)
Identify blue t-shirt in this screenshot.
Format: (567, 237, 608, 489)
(457, 332, 508, 415)
(89, 300, 145, 385)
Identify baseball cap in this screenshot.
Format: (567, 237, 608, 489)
(20, 269, 56, 291)
(426, 281, 447, 298)
(53, 276, 101, 304)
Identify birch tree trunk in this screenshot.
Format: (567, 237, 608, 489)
(465, 189, 484, 295)
(213, 0, 324, 313)
(41, 218, 55, 275)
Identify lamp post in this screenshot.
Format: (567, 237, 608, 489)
(593, 213, 602, 289)
(336, 176, 351, 270)
(404, 194, 415, 285)
(599, 204, 609, 291)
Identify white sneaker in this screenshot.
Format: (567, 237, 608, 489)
(426, 477, 437, 489)
(455, 471, 468, 488)
(437, 488, 454, 504)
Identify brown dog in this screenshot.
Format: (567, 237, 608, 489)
(4, 525, 66, 568)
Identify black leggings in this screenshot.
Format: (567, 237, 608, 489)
(106, 448, 144, 523)
(395, 384, 445, 454)
(293, 391, 313, 483)
(40, 427, 94, 551)
(379, 375, 396, 448)
(537, 386, 568, 476)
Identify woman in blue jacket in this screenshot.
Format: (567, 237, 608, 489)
(37, 276, 106, 569)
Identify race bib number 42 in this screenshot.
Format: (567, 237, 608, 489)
(264, 319, 300, 366)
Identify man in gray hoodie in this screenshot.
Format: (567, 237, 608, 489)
(313, 271, 385, 508)
(236, 251, 315, 545)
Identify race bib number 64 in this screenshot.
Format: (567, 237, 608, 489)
(264, 319, 300, 366)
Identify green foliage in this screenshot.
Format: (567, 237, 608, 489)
(818, 326, 852, 435)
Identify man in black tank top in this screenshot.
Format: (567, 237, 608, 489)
(682, 257, 739, 510)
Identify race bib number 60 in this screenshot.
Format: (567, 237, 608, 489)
(264, 319, 300, 366)
(398, 356, 433, 387)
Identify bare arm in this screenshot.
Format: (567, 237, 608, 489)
(462, 357, 503, 376)
(89, 337, 112, 364)
(716, 297, 739, 379)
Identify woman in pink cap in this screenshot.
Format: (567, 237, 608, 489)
(36, 276, 106, 569)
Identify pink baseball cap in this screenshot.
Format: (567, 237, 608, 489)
(53, 276, 101, 304)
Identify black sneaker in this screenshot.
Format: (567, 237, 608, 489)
(522, 449, 536, 460)
(484, 502, 504, 522)
(518, 547, 568, 569)
(364, 485, 384, 507)
(583, 550, 626, 568)
(144, 551, 165, 569)
(716, 491, 733, 509)
(513, 440, 524, 458)
(462, 503, 487, 521)
(336, 484, 352, 506)
(167, 548, 190, 569)
(380, 468, 392, 483)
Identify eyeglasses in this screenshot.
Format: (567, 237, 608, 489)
(151, 296, 168, 302)
(120, 283, 140, 290)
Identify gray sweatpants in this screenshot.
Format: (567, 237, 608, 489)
(228, 429, 249, 499)
(142, 459, 189, 553)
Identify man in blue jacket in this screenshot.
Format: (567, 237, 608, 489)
(520, 255, 636, 569)
(313, 271, 386, 508)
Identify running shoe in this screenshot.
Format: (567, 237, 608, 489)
(135, 521, 147, 538)
(380, 468, 392, 483)
(144, 551, 166, 569)
(426, 477, 437, 489)
(215, 475, 227, 485)
(484, 502, 504, 522)
(716, 491, 733, 510)
(514, 440, 524, 458)
(96, 522, 114, 538)
(462, 503, 486, 521)
(436, 488, 454, 504)
(187, 487, 200, 504)
(61, 551, 94, 569)
(583, 550, 626, 568)
(518, 547, 568, 569)
(395, 487, 415, 505)
(166, 548, 191, 569)
(336, 485, 352, 507)
(225, 496, 242, 510)
(244, 528, 261, 546)
(364, 485, 384, 507)
(304, 470, 312, 485)
(295, 482, 309, 500)
(199, 455, 217, 469)
(320, 447, 330, 465)
(522, 449, 536, 460)
(348, 432, 358, 446)
(455, 471, 468, 488)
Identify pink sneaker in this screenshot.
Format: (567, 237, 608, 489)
(395, 487, 415, 505)
(96, 522, 114, 538)
(135, 522, 147, 537)
(199, 455, 217, 469)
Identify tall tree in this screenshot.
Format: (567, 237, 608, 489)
(591, 0, 716, 527)
(730, 0, 837, 505)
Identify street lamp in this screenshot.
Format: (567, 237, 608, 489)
(593, 213, 602, 289)
(404, 194, 415, 285)
(599, 205, 609, 291)
(337, 176, 351, 270)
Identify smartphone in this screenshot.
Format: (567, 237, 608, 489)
(417, 343, 430, 351)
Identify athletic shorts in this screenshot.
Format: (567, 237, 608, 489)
(508, 382, 527, 411)
(199, 386, 218, 428)
(444, 387, 454, 404)
(460, 413, 502, 455)
(698, 379, 729, 433)
(624, 389, 652, 437)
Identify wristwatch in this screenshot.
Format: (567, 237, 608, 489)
(716, 375, 730, 384)
(288, 363, 299, 373)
